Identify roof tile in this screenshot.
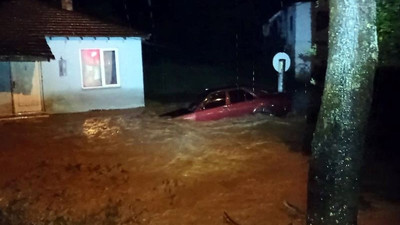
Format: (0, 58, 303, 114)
(0, 0, 147, 61)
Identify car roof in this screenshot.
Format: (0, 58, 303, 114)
(194, 86, 274, 103)
(202, 86, 250, 94)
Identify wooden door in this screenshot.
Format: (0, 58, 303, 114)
(11, 62, 43, 114)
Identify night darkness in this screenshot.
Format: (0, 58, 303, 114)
(0, 0, 400, 224)
(74, 0, 400, 208)
(70, 0, 296, 98)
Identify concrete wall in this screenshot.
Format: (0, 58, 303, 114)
(294, 2, 312, 81)
(42, 37, 144, 113)
(0, 62, 12, 116)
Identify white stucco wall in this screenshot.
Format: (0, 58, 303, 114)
(42, 37, 144, 113)
(285, 5, 296, 49)
(294, 2, 312, 81)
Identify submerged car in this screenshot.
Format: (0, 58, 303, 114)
(161, 87, 291, 121)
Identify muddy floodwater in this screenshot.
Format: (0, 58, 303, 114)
(0, 105, 399, 225)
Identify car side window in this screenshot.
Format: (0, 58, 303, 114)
(229, 90, 247, 103)
(245, 91, 254, 101)
(203, 91, 226, 109)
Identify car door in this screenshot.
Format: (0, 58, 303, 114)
(194, 91, 229, 121)
(227, 89, 257, 117)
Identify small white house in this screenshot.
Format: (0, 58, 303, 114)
(263, 2, 312, 82)
(0, 0, 147, 116)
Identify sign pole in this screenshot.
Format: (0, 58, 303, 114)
(278, 59, 286, 93)
(272, 52, 290, 93)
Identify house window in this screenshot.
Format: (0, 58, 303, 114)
(80, 49, 119, 88)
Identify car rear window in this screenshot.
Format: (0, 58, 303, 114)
(253, 89, 269, 97)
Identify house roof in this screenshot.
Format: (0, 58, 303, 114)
(0, 0, 147, 61)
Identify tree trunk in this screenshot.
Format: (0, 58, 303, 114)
(306, 0, 378, 225)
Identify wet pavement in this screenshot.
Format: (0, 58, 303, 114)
(0, 105, 399, 225)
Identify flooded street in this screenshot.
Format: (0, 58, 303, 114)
(0, 106, 399, 225)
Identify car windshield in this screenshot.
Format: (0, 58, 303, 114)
(189, 90, 229, 111)
(187, 92, 210, 112)
(203, 91, 226, 109)
(252, 89, 270, 97)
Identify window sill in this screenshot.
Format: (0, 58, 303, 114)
(82, 85, 121, 90)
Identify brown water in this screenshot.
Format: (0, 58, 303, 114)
(0, 107, 398, 225)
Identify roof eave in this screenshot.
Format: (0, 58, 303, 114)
(46, 33, 151, 40)
(0, 54, 54, 62)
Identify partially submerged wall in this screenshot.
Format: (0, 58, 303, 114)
(0, 62, 12, 116)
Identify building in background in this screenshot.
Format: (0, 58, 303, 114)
(262, 1, 313, 83)
(262, 1, 329, 115)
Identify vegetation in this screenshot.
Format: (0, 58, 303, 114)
(377, 0, 400, 66)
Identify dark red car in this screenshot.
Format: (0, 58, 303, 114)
(161, 87, 291, 121)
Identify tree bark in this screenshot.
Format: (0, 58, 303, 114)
(306, 0, 378, 225)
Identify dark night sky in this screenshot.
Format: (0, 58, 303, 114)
(29, 0, 309, 65)
(64, 0, 299, 62)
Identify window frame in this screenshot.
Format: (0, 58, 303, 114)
(79, 48, 121, 89)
